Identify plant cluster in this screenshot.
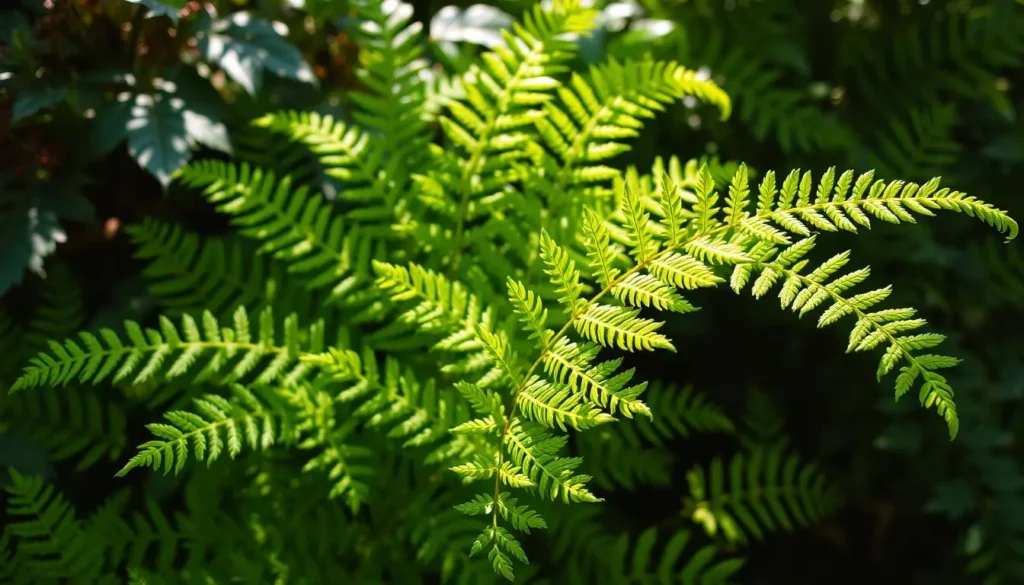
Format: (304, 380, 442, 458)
(1, 0, 1021, 584)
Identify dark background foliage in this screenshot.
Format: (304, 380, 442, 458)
(2, 0, 1023, 583)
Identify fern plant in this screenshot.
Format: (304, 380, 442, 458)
(3, 0, 1019, 582)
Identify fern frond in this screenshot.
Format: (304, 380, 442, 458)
(4, 469, 105, 582)
(177, 160, 380, 304)
(505, 419, 600, 504)
(126, 219, 306, 318)
(24, 262, 86, 351)
(1, 387, 127, 471)
(350, 0, 431, 175)
(439, 0, 598, 274)
(534, 58, 729, 216)
(605, 527, 744, 584)
(12, 307, 321, 392)
(371, 260, 501, 373)
(312, 345, 484, 466)
(733, 239, 964, 437)
(117, 384, 288, 476)
(684, 443, 843, 546)
(629, 383, 735, 445)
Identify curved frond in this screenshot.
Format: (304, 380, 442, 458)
(118, 384, 290, 477)
(12, 307, 322, 392)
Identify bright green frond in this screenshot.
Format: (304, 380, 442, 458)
(12, 307, 322, 392)
(117, 384, 288, 477)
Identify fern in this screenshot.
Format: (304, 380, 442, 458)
(176, 160, 379, 305)
(683, 443, 843, 546)
(117, 384, 287, 476)
(1, 387, 127, 471)
(439, 161, 1014, 578)
(12, 306, 320, 391)
(127, 219, 306, 319)
(4, 469, 108, 583)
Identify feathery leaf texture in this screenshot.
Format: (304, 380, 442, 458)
(684, 443, 843, 545)
(4, 469, 106, 582)
(440, 161, 1013, 578)
(177, 160, 379, 304)
(117, 384, 285, 476)
(12, 306, 321, 392)
(126, 219, 304, 318)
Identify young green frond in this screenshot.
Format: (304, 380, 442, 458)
(540, 231, 585, 312)
(117, 384, 284, 477)
(684, 444, 843, 546)
(349, 0, 431, 176)
(542, 338, 651, 418)
(508, 277, 553, 347)
(504, 419, 601, 505)
(733, 241, 962, 436)
(12, 307, 319, 392)
(371, 260, 498, 358)
(582, 208, 621, 287)
(516, 376, 614, 431)
(575, 304, 674, 352)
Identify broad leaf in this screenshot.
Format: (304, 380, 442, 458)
(12, 78, 70, 121)
(88, 95, 133, 159)
(126, 93, 191, 187)
(125, 0, 186, 23)
(0, 207, 65, 295)
(196, 12, 317, 95)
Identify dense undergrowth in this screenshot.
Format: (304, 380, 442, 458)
(1, 0, 1023, 584)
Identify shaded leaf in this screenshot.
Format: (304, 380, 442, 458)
(12, 78, 69, 121)
(126, 93, 191, 187)
(196, 12, 317, 95)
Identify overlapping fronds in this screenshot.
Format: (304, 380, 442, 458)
(177, 160, 380, 304)
(1, 387, 127, 470)
(4, 469, 107, 583)
(252, 111, 398, 226)
(88, 490, 242, 575)
(371, 260, 502, 370)
(578, 383, 734, 490)
(684, 443, 843, 546)
(308, 344, 481, 466)
(437, 160, 1015, 578)
(11, 307, 322, 392)
(429, 0, 598, 272)
(864, 103, 961, 181)
(533, 58, 730, 212)
(127, 219, 305, 318)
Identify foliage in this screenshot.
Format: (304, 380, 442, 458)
(2, 0, 1023, 584)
